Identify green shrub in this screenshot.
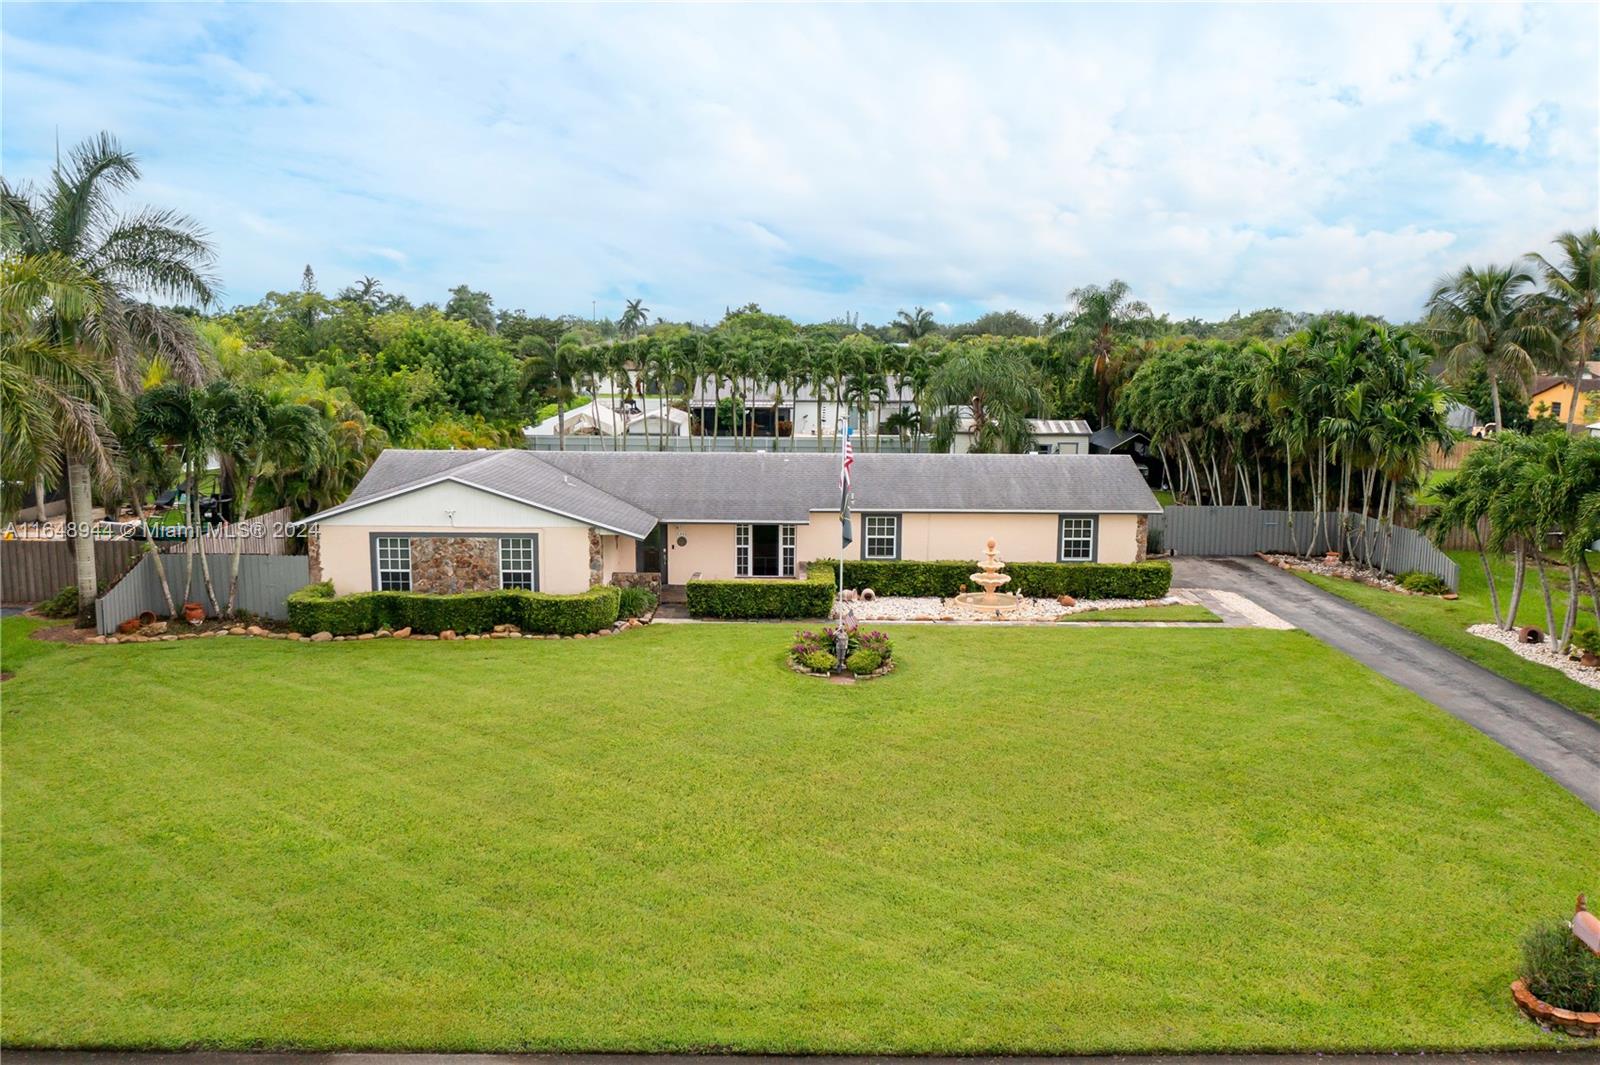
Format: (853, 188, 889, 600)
(798, 650, 836, 673)
(36, 576, 113, 619)
(809, 559, 1171, 600)
(286, 584, 620, 636)
(1574, 624, 1600, 657)
(36, 585, 80, 619)
(845, 648, 883, 675)
(1399, 571, 1449, 596)
(687, 571, 834, 619)
(1519, 919, 1600, 1012)
(617, 586, 658, 619)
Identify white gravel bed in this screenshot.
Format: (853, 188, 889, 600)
(1468, 623, 1600, 690)
(835, 594, 1183, 623)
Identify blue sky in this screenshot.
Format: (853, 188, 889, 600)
(3, 2, 1596, 325)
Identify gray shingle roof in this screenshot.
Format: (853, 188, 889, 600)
(304, 449, 1160, 534)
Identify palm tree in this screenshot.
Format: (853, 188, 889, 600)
(1065, 280, 1152, 427)
(134, 382, 221, 614)
(1425, 263, 1542, 430)
(1529, 229, 1600, 429)
(926, 339, 1043, 453)
(0, 253, 117, 520)
(209, 382, 327, 615)
(894, 306, 936, 341)
(618, 298, 650, 340)
(2, 132, 216, 622)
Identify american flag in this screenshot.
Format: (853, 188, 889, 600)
(839, 426, 855, 548)
(840, 426, 854, 489)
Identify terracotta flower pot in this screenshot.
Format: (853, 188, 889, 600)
(138, 610, 157, 627)
(117, 617, 142, 635)
(182, 602, 205, 624)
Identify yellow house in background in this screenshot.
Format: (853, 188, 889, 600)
(1528, 375, 1600, 424)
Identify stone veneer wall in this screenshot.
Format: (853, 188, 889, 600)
(410, 536, 499, 594)
(307, 529, 323, 583)
(611, 571, 662, 593)
(587, 529, 603, 588)
(1135, 515, 1149, 563)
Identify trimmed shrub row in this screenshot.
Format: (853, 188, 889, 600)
(809, 558, 1172, 600)
(287, 581, 620, 636)
(687, 569, 835, 619)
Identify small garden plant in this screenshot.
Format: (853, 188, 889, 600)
(790, 626, 893, 677)
(1518, 919, 1600, 1013)
(1398, 571, 1450, 596)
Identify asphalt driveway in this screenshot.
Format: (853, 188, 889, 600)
(1171, 556, 1600, 813)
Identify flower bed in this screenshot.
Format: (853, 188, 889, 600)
(789, 625, 894, 678)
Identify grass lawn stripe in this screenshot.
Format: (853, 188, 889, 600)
(3, 620, 1595, 1051)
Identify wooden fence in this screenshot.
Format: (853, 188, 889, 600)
(1426, 438, 1482, 472)
(95, 552, 311, 634)
(0, 539, 144, 605)
(1150, 505, 1459, 590)
(177, 506, 297, 556)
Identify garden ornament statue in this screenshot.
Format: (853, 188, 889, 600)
(834, 610, 858, 672)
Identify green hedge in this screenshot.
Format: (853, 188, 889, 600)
(687, 569, 835, 619)
(287, 581, 620, 636)
(809, 558, 1172, 600)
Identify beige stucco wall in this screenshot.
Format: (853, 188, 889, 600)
(315, 524, 596, 595)
(313, 481, 635, 594)
(664, 522, 738, 583)
(657, 511, 1146, 581)
(600, 533, 636, 583)
(1095, 513, 1141, 564)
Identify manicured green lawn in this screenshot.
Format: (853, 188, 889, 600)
(2, 619, 1594, 1052)
(1297, 550, 1600, 720)
(1058, 603, 1221, 623)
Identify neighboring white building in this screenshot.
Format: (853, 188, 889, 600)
(949, 418, 1092, 455)
(524, 398, 691, 440)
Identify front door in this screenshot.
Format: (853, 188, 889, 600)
(750, 523, 781, 577)
(636, 524, 667, 578)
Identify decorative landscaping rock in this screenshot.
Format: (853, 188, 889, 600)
(392, 627, 411, 639)
(310, 631, 334, 643)
(1511, 978, 1600, 1037)
(440, 630, 458, 641)
(1470, 623, 1600, 689)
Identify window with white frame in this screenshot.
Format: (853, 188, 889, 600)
(499, 537, 536, 589)
(780, 524, 796, 577)
(735, 523, 751, 577)
(863, 515, 900, 560)
(375, 536, 412, 590)
(1059, 516, 1096, 561)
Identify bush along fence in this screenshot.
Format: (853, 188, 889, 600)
(95, 552, 311, 635)
(812, 559, 1173, 600)
(684, 561, 1173, 619)
(1150, 506, 1459, 591)
(287, 582, 621, 637)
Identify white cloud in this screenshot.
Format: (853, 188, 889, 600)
(1, 2, 1594, 323)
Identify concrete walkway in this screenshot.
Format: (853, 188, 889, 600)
(1171, 556, 1600, 813)
(6, 1049, 1593, 1055)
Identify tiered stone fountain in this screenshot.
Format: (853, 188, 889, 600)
(954, 538, 1019, 613)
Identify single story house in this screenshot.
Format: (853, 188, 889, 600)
(949, 418, 1092, 455)
(295, 450, 1162, 595)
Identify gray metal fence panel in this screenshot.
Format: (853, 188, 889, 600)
(96, 552, 310, 634)
(1, 539, 144, 604)
(1159, 506, 1459, 591)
